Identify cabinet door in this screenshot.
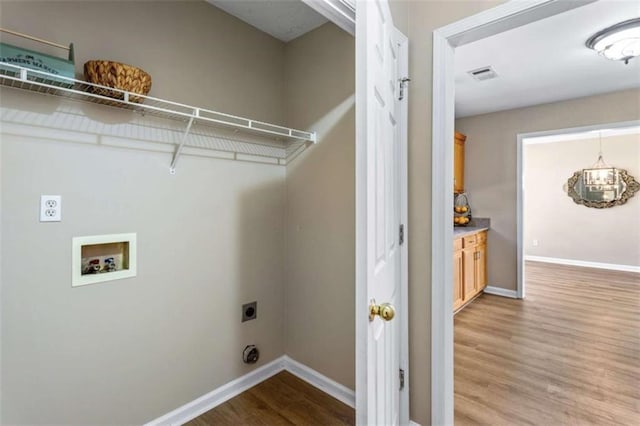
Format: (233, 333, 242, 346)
(453, 249, 464, 310)
(462, 247, 476, 301)
(454, 132, 466, 194)
(476, 242, 487, 291)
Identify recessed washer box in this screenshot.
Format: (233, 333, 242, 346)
(72, 233, 137, 287)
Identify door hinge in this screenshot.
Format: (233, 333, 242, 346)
(399, 224, 405, 246)
(398, 77, 411, 101)
(399, 368, 405, 390)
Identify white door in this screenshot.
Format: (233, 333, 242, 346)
(355, 0, 406, 424)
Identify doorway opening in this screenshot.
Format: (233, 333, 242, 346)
(432, 0, 639, 424)
(518, 121, 640, 298)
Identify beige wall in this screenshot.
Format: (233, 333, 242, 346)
(524, 132, 640, 266)
(1, 130, 286, 425)
(1, 1, 288, 424)
(283, 23, 356, 389)
(457, 89, 640, 290)
(397, 1, 504, 424)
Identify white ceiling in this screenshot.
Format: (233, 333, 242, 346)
(206, 0, 328, 42)
(455, 0, 640, 118)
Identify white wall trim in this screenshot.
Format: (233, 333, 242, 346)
(523, 125, 640, 145)
(431, 27, 455, 426)
(282, 356, 356, 408)
(146, 356, 368, 426)
(484, 286, 518, 299)
(396, 27, 411, 426)
(144, 357, 286, 426)
(301, 0, 355, 36)
(525, 256, 640, 274)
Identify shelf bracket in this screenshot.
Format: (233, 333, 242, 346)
(169, 113, 196, 174)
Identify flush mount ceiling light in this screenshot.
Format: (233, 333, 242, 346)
(586, 18, 640, 64)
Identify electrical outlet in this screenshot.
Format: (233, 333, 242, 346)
(242, 301, 257, 322)
(532, 239, 539, 247)
(40, 195, 61, 222)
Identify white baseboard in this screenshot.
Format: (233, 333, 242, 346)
(282, 355, 356, 408)
(409, 421, 422, 426)
(525, 255, 640, 273)
(145, 357, 286, 426)
(145, 356, 358, 425)
(484, 286, 518, 298)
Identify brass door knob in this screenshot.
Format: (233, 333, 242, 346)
(369, 301, 396, 322)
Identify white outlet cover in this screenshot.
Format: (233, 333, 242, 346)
(40, 195, 61, 222)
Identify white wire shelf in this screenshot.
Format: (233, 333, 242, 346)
(0, 63, 316, 171)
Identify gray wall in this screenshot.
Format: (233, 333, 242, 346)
(524, 132, 640, 266)
(1, 1, 288, 424)
(457, 89, 640, 290)
(283, 23, 356, 389)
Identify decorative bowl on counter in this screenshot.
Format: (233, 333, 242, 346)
(84, 60, 152, 103)
(454, 193, 472, 226)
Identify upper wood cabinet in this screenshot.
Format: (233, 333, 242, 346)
(454, 131, 466, 194)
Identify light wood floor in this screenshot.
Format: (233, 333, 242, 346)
(455, 261, 640, 425)
(187, 371, 355, 425)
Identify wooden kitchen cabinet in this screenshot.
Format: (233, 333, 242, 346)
(453, 239, 464, 310)
(463, 245, 477, 297)
(453, 230, 487, 312)
(475, 233, 487, 291)
(454, 131, 466, 194)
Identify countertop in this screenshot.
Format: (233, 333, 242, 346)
(453, 226, 489, 238)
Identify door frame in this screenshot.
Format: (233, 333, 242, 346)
(301, 0, 355, 36)
(397, 28, 410, 426)
(430, 1, 597, 424)
(516, 119, 640, 299)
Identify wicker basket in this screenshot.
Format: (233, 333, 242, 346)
(84, 60, 151, 103)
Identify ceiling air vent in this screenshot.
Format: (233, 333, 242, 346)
(468, 66, 498, 81)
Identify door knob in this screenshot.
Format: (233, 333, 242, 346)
(369, 301, 395, 322)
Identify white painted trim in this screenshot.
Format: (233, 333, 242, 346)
(444, 0, 597, 46)
(525, 256, 640, 274)
(146, 356, 365, 426)
(517, 132, 526, 299)
(282, 356, 356, 408)
(301, 0, 355, 36)
(516, 119, 640, 299)
(409, 421, 421, 426)
(396, 27, 411, 426)
(144, 357, 286, 426)
(523, 125, 640, 145)
(484, 286, 518, 299)
(432, 1, 573, 425)
(431, 27, 455, 426)
(354, 0, 368, 422)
